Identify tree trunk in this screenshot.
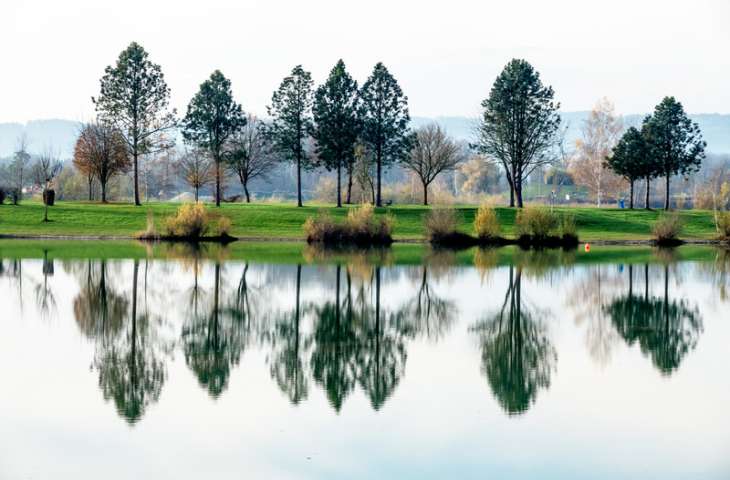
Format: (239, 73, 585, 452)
(336, 161, 342, 208)
(194, 186, 199, 203)
(297, 152, 303, 208)
(645, 176, 651, 210)
(515, 180, 524, 208)
(664, 174, 670, 211)
(346, 167, 353, 204)
(629, 180, 634, 209)
(133, 147, 141, 206)
(244, 183, 251, 203)
(508, 180, 515, 207)
(376, 150, 383, 207)
(101, 181, 107, 203)
(423, 181, 429, 206)
(215, 157, 221, 207)
(88, 176, 93, 201)
(44, 189, 49, 222)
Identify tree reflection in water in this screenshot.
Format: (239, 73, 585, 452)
(471, 265, 556, 415)
(269, 264, 310, 405)
(182, 262, 249, 398)
(606, 263, 703, 375)
(90, 260, 167, 424)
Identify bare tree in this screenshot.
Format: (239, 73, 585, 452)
(570, 98, 625, 207)
(32, 149, 62, 222)
(10, 134, 32, 202)
(402, 124, 463, 205)
(225, 115, 277, 203)
(177, 147, 213, 202)
(73, 122, 131, 203)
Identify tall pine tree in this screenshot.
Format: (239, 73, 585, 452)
(359, 63, 410, 207)
(312, 60, 360, 207)
(267, 65, 314, 207)
(642, 97, 705, 210)
(182, 70, 246, 207)
(94, 42, 177, 206)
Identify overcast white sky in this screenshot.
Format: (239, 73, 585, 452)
(2, 0, 729, 123)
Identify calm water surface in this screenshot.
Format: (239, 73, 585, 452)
(1, 244, 728, 479)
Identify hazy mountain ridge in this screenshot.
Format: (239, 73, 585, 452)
(1, 113, 728, 158)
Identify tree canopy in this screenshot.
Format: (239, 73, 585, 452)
(182, 70, 246, 207)
(94, 42, 176, 206)
(605, 126, 650, 209)
(476, 59, 561, 208)
(359, 63, 410, 207)
(312, 60, 360, 207)
(267, 65, 314, 207)
(642, 97, 706, 210)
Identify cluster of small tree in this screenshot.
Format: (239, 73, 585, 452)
(606, 97, 706, 210)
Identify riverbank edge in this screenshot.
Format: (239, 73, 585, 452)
(0, 233, 726, 247)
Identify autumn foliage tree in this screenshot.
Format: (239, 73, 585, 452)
(73, 122, 130, 202)
(570, 98, 625, 207)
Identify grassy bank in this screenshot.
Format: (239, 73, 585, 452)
(0, 201, 720, 241)
(0, 239, 722, 267)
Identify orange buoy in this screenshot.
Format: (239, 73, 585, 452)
(584, 243, 591, 252)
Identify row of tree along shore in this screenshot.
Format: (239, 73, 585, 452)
(0, 43, 708, 214)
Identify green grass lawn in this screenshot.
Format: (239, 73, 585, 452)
(0, 201, 720, 241)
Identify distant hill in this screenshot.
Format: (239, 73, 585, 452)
(413, 113, 730, 154)
(0, 119, 80, 159)
(1, 113, 728, 159)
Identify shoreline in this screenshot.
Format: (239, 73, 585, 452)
(0, 233, 725, 247)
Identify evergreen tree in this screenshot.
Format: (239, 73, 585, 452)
(182, 70, 246, 207)
(606, 126, 650, 209)
(94, 42, 177, 206)
(476, 59, 561, 208)
(267, 65, 314, 207)
(642, 97, 706, 210)
(312, 60, 360, 207)
(359, 63, 410, 207)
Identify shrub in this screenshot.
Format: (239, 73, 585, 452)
(425, 208, 460, 240)
(474, 202, 501, 240)
(714, 211, 730, 241)
(0, 188, 5, 205)
(163, 202, 232, 239)
(652, 213, 683, 245)
(137, 210, 158, 239)
(515, 207, 559, 239)
(216, 216, 232, 237)
(559, 213, 577, 240)
(304, 203, 393, 245)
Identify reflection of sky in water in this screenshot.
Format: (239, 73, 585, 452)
(0, 255, 728, 479)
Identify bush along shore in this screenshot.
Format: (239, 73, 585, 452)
(137, 203, 236, 243)
(303, 203, 394, 247)
(426, 204, 579, 249)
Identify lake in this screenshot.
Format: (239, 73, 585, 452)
(0, 242, 728, 479)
